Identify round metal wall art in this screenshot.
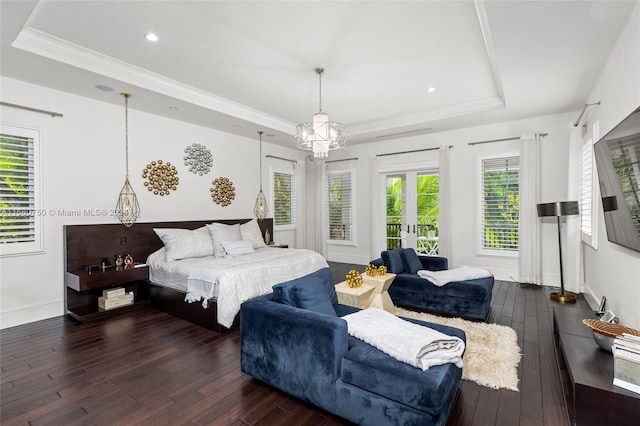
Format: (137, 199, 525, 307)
(184, 143, 213, 175)
(210, 177, 235, 206)
(142, 160, 179, 196)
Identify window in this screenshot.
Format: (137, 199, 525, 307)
(0, 124, 42, 256)
(581, 122, 598, 248)
(273, 171, 295, 227)
(480, 156, 519, 253)
(327, 171, 353, 241)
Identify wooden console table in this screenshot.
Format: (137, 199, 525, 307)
(553, 305, 640, 425)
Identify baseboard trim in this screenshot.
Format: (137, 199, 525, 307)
(1, 301, 63, 330)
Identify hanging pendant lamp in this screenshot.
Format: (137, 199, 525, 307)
(114, 93, 141, 227)
(254, 131, 269, 219)
(295, 67, 346, 158)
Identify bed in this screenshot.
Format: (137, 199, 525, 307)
(63, 218, 327, 331)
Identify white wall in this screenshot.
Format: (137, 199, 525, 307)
(0, 77, 303, 329)
(580, 2, 640, 329)
(308, 111, 576, 285)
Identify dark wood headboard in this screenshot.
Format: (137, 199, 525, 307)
(64, 218, 273, 273)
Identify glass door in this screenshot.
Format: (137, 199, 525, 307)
(385, 171, 439, 254)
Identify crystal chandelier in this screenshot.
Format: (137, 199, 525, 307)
(296, 67, 346, 158)
(254, 131, 269, 219)
(114, 93, 141, 227)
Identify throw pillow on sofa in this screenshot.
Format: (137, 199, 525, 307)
(401, 248, 423, 274)
(272, 267, 338, 306)
(288, 281, 337, 316)
(381, 248, 405, 274)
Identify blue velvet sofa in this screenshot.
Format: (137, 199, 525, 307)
(240, 267, 466, 426)
(371, 248, 494, 321)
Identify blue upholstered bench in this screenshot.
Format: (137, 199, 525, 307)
(240, 267, 465, 426)
(371, 248, 494, 321)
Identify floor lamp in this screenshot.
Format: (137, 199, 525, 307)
(537, 201, 579, 303)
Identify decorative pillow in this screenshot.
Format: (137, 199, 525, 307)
(381, 248, 405, 274)
(401, 248, 423, 274)
(221, 240, 254, 258)
(153, 227, 213, 262)
(272, 267, 338, 306)
(276, 278, 337, 316)
(206, 223, 242, 258)
(240, 219, 267, 249)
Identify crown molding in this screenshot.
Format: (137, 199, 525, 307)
(11, 27, 295, 134)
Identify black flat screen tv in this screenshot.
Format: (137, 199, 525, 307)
(593, 106, 640, 253)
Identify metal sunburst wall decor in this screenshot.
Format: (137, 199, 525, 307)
(142, 160, 179, 196)
(184, 143, 213, 175)
(210, 177, 235, 206)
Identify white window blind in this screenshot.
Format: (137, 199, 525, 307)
(327, 171, 353, 241)
(480, 156, 520, 252)
(273, 171, 296, 226)
(581, 135, 595, 245)
(1, 125, 42, 255)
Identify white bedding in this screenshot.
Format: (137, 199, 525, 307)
(147, 247, 328, 328)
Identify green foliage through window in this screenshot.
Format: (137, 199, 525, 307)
(481, 157, 519, 251)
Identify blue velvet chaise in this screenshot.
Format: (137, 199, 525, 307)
(240, 267, 465, 426)
(371, 248, 494, 321)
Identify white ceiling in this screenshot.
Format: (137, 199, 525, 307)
(0, 1, 636, 147)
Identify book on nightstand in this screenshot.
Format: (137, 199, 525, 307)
(99, 287, 133, 310)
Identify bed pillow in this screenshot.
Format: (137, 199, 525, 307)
(153, 227, 213, 261)
(240, 219, 267, 249)
(401, 248, 423, 274)
(206, 223, 242, 258)
(381, 248, 405, 274)
(221, 240, 254, 258)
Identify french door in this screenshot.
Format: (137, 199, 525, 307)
(385, 171, 439, 254)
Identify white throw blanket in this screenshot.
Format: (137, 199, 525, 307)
(342, 308, 464, 371)
(417, 266, 492, 287)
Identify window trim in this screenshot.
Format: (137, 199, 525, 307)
(477, 152, 520, 258)
(270, 166, 296, 231)
(0, 123, 43, 257)
(326, 168, 356, 246)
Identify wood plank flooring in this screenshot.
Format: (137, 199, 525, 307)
(1, 262, 575, 425)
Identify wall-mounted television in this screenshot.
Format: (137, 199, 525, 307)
(593, 106, 640, 253)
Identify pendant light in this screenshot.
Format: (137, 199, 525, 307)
(114, 93, 141, 227)
(254, 131, 269, 219)
(295, 67, 346, 158)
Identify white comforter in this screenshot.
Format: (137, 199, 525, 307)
(149, 247, 328, 328)
(342, 308, 465, 370)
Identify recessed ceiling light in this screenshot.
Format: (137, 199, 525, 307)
(265, 134, 276, 137)
(95, 84, 114, 92)
(427, 87, 436, 93)
(145, 33, 158, 42)
(168, 106, 178, 111)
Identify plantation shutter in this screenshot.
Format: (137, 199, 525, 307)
(0, 133, 36, 245)
(481, 156, 520, 251)
(327, 171, 352, 241)
(581, 136, 594, 240)
(273, 172, 296, 226)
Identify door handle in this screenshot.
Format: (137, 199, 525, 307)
(412, 224, 416, 234)
(406, 225, 410, 233)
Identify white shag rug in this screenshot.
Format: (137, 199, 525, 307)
(395, 307, 521, 391)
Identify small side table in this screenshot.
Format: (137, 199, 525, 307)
(362, 273, 397, 313)
(335, 282, 375, 309)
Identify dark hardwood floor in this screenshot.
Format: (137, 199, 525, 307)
(1, 262, 577, 425)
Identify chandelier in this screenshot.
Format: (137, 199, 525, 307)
(254, 131, 269, 219)
(114, 93, 141, 227)
(295, 67, 345, 158)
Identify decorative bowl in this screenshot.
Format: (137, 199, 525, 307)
(581, 319, 640, 353)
